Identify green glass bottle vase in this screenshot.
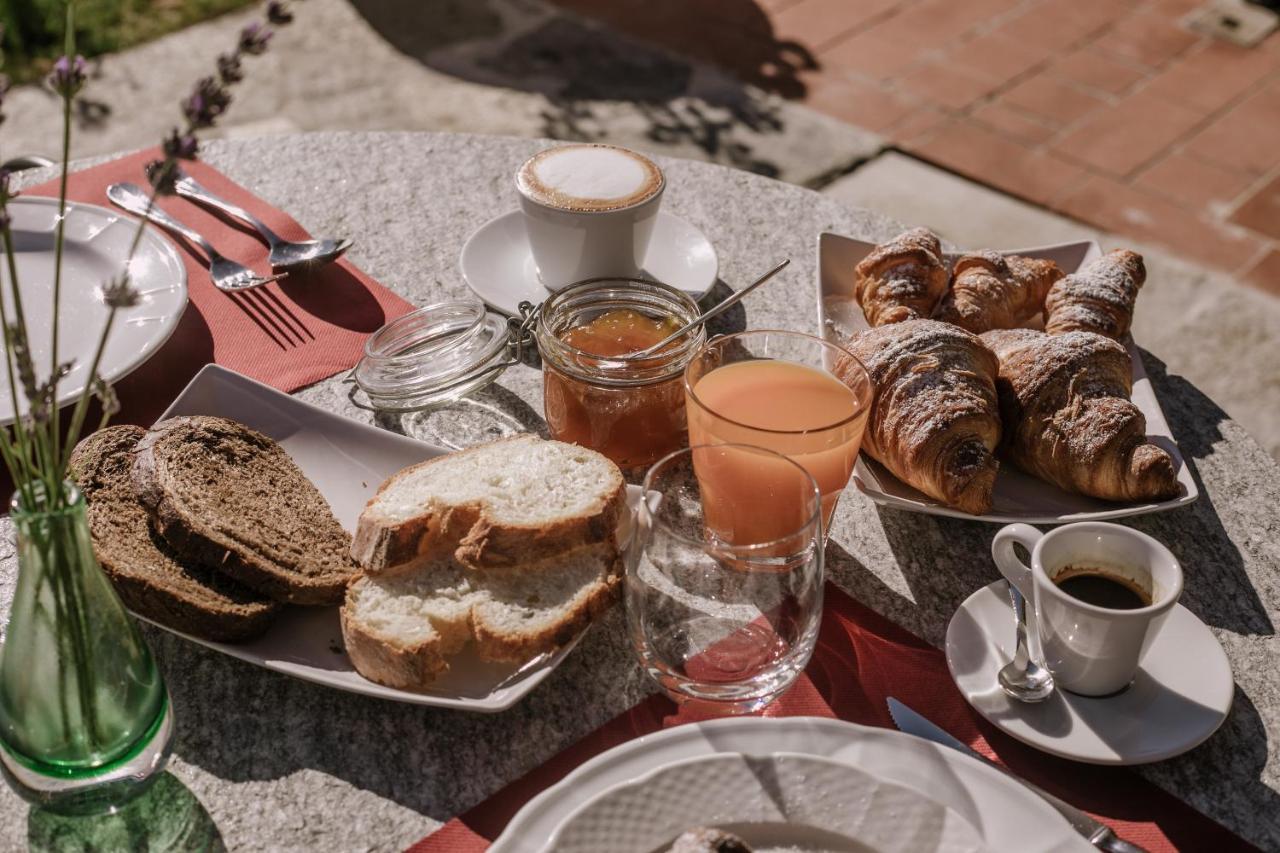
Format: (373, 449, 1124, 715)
(0, 481, 172, 815)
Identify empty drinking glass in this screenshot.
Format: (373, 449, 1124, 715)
(625, 445, 824, 714)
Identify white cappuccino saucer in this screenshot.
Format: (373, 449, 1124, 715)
(459, 209, 718, 316)
(945, 580, 1233, 766)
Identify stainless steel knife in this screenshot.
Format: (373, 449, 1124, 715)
(886, 697, 1148, 853)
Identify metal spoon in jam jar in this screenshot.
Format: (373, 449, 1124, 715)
(628, 259, 791, 358)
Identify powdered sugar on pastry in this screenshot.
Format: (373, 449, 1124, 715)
(854, 228, 950, 327)
(1044, 249, 1145, 339)
(845, 319, 1002, 514)
(936, 252, 1062, 334)
(980, 328, 1178, 501)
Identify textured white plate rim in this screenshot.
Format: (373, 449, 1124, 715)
(945, 580, 1233, 765)
(815, 231, 1199, 523)
(459, 208, 718, 316)
(492, 715, 1087, 853)
(1, 196, 188, 426)
(542, 749, 987, 852)
(146, 363, 597, 711)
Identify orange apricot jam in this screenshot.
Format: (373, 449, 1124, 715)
(542, 309, 693, 470)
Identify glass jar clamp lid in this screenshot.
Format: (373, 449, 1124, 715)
(347, 300, 536, 413)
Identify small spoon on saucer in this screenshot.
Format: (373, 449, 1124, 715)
(628, 259, 789, 358)
(999, 582, 1055, 702)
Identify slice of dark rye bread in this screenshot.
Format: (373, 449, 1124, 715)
(132, 416, 359, 606)
(69, 426, 280, 642)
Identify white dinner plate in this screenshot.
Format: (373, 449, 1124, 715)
(946, 580, 1233, 765)
(816, 232, 1198, 523)
(150, 364, 626, 711)
(459, 208, 718, 316)
(492, 716, 1090, 853)
(0, 197, 188, 425)
(544, 751, 986, 853)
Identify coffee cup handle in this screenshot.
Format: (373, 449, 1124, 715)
(991, 523, 1043, 600)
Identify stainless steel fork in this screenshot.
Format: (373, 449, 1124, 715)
(107, 182, 287, 292)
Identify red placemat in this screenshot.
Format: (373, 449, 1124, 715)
(411, 583, 1256, 853)
(20, 148, 414, 427)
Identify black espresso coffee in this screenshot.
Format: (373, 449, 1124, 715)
(1054, 564, 1151, 610)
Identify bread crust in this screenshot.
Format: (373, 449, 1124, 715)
(133, 416, 355, 606)
(471, 558, 621, 663)
(351, 436, 626, 573)
(107, 567, 278, 642)
(71, 424, 280, 643)
(339, 598, 451, 690)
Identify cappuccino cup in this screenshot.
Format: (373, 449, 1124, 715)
(516, 143, 665, 290)
(992, 522, 1183, 697)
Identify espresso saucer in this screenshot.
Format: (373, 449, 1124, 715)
(459, 209, 718, 316)
(945, 580, 1233, 765)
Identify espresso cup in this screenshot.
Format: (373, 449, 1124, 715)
(515, 143, 665, 290)
(992, 522, 1183, 697)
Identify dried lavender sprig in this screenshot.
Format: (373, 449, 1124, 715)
(147, 3, 300, 198)
(40, 2, 85, 472)
(58, 1, 301, 472)
(98, 275, 142, 309)
(0, 168, 13, 232)
(48, 55, 87, 98)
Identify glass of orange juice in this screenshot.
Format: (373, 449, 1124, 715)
(684, 330, 872, 539)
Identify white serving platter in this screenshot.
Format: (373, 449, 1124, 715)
(492, 716, 1089, 853)
(1, 197, 188, 425)
(817, 232, 1199, 524)
(149, 364, 596, 711)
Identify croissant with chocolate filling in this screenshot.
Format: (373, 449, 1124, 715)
(854, 228, 949, 326)
(980, 328, 1180, 502)
(1044, 249, 1145, 340)
(845, 320, 1002, 515)
(935, 251, 1063, 333)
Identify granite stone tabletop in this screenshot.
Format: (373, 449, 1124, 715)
(2, 132, 1278, 852)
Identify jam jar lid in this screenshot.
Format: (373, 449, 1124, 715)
(348, 300, 533, 412)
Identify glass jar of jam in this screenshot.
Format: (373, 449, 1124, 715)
(536, 278, 704, 470)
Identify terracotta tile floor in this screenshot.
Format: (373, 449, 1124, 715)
(549, 0, 1280, 295)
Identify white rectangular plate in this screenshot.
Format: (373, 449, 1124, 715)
(817, 232, 1199, 523)
(150, 364, 583, 711)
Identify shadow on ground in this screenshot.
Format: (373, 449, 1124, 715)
(27, 772, 225, 852)
(349, 0, 804, 177)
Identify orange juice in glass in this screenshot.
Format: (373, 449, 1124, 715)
(684, 330, 871, 543)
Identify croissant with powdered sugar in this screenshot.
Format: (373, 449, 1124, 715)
(853, 228, 949, 326)
(981, 328, 1179, 502)
(845, 319, 1002, 515)
(935, 250, 1063, 333)
(1044, 249, 1145, 340)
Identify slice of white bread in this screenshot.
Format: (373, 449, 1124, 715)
(471, 546, 622, 663)
(352, 435, 626, 572)
(340, 560, 476, 688)
(340, 544, 620, 690)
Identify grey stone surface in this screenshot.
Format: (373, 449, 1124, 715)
(1, 0, 880, 187)
(825, 152, 1280, 462)
(1, 132, 1279, 851)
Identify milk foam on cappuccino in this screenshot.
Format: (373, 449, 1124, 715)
(518, 144, 663, 212)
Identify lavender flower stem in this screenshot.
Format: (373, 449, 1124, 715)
(0, 227, 39, 508)
(60, 308, 118, 474)
(49, 2, 79, 473)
